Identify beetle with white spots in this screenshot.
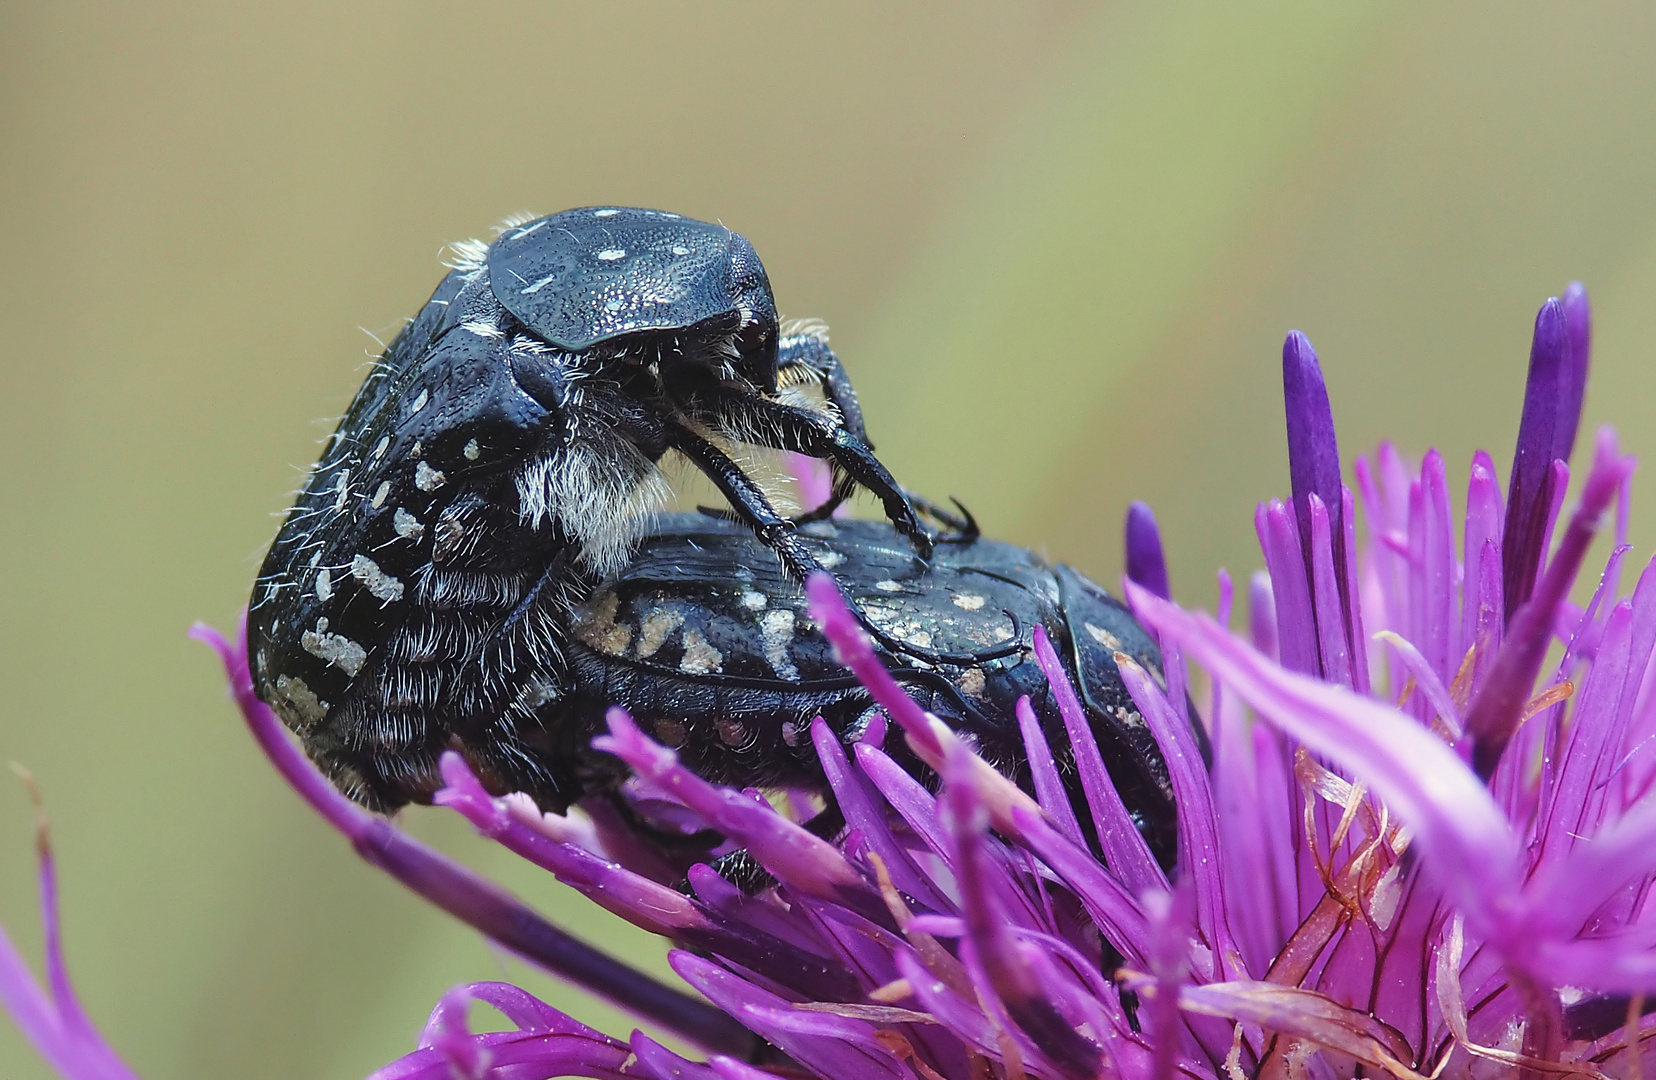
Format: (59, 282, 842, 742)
(553, 513, 1187, 869)
(248, 206, 932, 812)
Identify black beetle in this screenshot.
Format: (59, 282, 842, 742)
(249, 208, 932, 807)
(447, 512, 1178, 868)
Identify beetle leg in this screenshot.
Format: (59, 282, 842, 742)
(906, 493, 979, 544)
(774, 335, 869, 525)
(665, 424, 828, 582)
(695, 392, 933, 560)
(775, 333, 869, 444)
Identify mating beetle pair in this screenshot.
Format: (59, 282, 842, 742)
(248, 206, 1177, 866)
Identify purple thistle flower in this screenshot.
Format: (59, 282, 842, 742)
(9, 282, 1656, 1078)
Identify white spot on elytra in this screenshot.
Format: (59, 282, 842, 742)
(875, 579, 903, 593)
(1085, 622, 1122, 651)
(313, 568, 333, 602)
(637, 608, 683, 658)
(351, 554, 404, 602)
(671, 244, 690, 256)
(372, 436, 389, 459)
(371, 481, 390, 508)
(760, 609, 799, 682)
(410, 389, 429, 413)
(393, 507, 424, 540)
(740, 590, 767, 611)
(272, 674, 328, 729)
(679, 629, 723, 675)
(604, 298, 623, 312)
(952, 592, 986, 611)
(522, 273, 558, 295)
(817, 549, 845, 569)
(301, 617, 366, 676)
(596, 248, 626, 261)
(572, 591, 631, 656)
(463, 438, 481, 461)
(415, 460, 446, 491)
(331, 470, 351, 512)
(593, 209, 621, 218)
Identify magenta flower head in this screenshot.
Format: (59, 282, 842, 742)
(8, 281, 1656, 1079)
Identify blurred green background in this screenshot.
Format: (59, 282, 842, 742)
(4, 2, 1656, 1077)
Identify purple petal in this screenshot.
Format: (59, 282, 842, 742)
(1248, 571, 1279, 660)
(852, 745, 948, 859)
(1537, 597, 1631, 846)
(707, 1056, 790, 1080)
(1374, 631, 1462, 738)
(1008, 807, 1150, 966)
(1125, 501, 1171, 600)
(670, 952, 915, 1080)
(1556, 282, 1592, 469)
(421, 985, 491, 1076)
(630, 1033, 723, 1080)
(892, 949, 1040, 1069)
(1030, 624, 1162, 892)
(437, 982, 602, 1039)
(786, 452, 835, 515)
(1125, 584, 1524, 939)
(1179, 982, 1417, 1076)
(1461, 452, 1505, 663)
(594, 709, 875, 913)
(1139, 887, 1192, 1080)
(434, 753, 706, 936)
(1414, 450, 1456, 684)
(1339, 486, 1372, 696)
(370, 1032, 635, 1080)
(1211, 691, 1288, 976)
(1528, 778, 1656, 942)
(1468, 432, 1634, 778)
(192, 620, 757, 1058)
(1304, 493, 1353, 689)
(0, 799, 142, 1080)
(810, 718, 948, 912)
(1502, 296, 1572, 620)
(1015, 697, 1086, 849)
(1257, 500, 1320, 677)
(941, 745, 1103, 1077)
(1282, 330, 1345, 563)
(1114, 655, 1242, 981)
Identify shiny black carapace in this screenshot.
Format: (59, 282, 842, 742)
(248, 208, 926, 808)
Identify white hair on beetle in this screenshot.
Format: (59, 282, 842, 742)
(514, 435, 672, 578)
(495, 210, 541, 232)
(778, 317, 830, 342)
(442, 236, 490, 275)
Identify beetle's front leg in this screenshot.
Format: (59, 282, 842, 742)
(665, 424, 829, 582)
(698, 392, 933, 561)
